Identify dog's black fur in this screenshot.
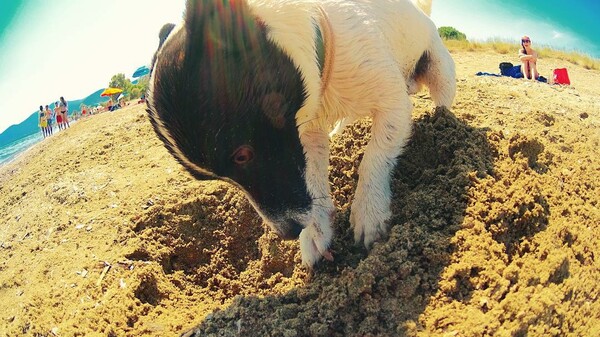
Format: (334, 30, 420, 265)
(147, 0, 311, 239)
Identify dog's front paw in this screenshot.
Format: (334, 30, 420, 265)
(351, 192, 392, 248)
(299, 220, 333, 267)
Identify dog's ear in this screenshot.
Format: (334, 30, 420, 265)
(158, 23, 176, 49)
(184, 0, 262, 58)
(150, 23, 176, 72)
(261, 93, 288, 129)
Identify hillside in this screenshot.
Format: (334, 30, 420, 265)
(0, 50, 599, 337)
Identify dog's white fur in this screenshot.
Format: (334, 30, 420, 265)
(249, 0, 455, 265)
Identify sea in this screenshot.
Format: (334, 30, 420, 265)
(0, 132, 43, 167)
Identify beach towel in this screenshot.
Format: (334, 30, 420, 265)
(476, 72, 502, 77)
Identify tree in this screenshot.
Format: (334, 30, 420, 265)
(133, 76, 150, 99)
(438, 26, 467, 41)
(108, 73, 131, 91)
(107, 72, 150, 100)
(129, 87, 141, 100)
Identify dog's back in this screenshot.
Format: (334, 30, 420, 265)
(248, 0, 454, 130)
(413, 0, 432, 15)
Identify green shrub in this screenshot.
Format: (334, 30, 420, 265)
(438, 26, 467, 41)
(130, 87, 141, 99)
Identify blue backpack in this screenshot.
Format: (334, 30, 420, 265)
(499, 62, 523, 78)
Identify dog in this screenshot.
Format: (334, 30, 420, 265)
(147, 0, 455, 267)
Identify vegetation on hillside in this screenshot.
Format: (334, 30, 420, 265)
(108, 73, 150, 100)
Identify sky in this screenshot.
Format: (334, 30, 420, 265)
(0, 0, 186, 134)
(1, 0, 599, 134)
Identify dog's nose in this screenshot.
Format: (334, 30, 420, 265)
(278, 219, 304, 240)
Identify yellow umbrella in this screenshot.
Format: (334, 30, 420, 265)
(100, 87, 123, 97)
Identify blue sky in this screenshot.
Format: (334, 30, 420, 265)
(0, 0, 599, 134)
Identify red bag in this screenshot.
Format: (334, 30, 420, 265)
(553, 68, 570, 85)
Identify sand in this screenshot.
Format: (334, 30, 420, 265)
(1, 50, 599, 337)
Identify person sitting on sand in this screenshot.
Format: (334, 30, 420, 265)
(519, 35, 539, 80)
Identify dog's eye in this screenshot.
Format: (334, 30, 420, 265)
(232, 145, 254, 165)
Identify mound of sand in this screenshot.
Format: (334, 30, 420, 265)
(1, 50, 599, 337)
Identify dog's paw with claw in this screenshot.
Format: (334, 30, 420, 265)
(299, 221, 333, 267)
(350, 192, 392, 248)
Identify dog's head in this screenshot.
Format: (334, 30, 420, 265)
(147, 0, 311, 240)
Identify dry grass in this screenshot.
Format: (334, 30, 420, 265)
(443, 38, 600, 70)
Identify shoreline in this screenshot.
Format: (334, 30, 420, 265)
(0, 100, 139, 168)
(0, 110, 118, 169)
(0, 132, 42, 166)
(0, 122, 71, 169)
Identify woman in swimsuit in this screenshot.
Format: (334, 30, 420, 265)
(518, 35, 540, 80)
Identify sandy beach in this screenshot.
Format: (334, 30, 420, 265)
(1, 49, 599, 337)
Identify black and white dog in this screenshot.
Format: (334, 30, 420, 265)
(147, 0, 455, 267)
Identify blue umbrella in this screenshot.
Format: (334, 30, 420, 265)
(132, 65, 150, 78)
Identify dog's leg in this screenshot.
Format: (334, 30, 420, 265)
(299, 129, 335, 266)
(423, 43, 456, 108)
(351, 90, 413, 247)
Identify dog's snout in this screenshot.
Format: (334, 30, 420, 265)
(278, 219, 304, 240)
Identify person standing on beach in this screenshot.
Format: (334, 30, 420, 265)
(54, 102, 63, 130)
(38, 105, 49, 138)
(44, 104, 54, 136)
(59, 96, 70, 128)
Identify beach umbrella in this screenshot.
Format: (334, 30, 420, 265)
(100, 88, 123, 97)
(132, 65, 150, 78)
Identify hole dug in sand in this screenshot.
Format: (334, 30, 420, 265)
(123, 181, 305, 318)
(126, 184, 264, 285)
